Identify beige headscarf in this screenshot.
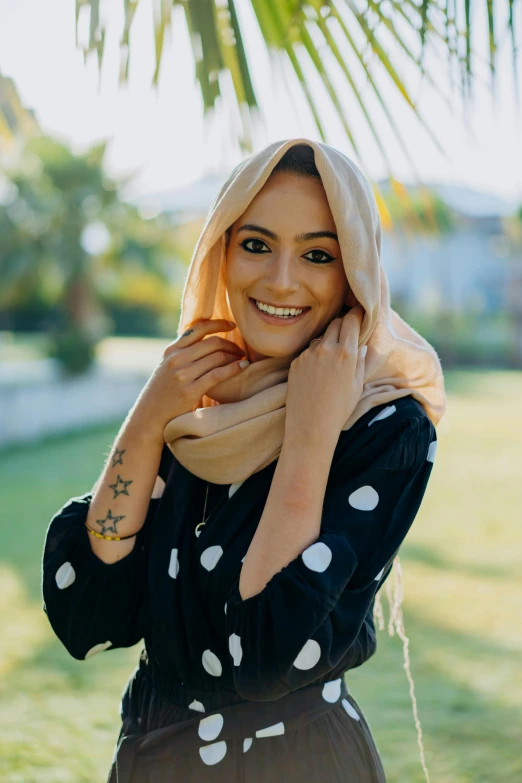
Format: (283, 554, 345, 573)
(163, 138, 446, 484)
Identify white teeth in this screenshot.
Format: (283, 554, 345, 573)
(254, 300, 304, 317)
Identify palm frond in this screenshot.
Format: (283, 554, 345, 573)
(507, 0, 519, 101)
(76, 0, 517, 173)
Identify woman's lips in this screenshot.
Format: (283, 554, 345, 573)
(249, 297, 310, 325)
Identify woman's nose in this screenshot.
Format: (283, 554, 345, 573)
(265, 255, 299, 292)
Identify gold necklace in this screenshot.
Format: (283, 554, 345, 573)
(194, 482, 210, 537)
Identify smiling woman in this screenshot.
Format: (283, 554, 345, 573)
(224, 148, 357, 363)
(42, 138, 445, 783)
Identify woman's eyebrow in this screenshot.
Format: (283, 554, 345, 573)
(236, 223, 338, 243)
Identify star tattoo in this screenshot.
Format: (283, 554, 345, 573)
(111, 448, 125, 468)
(109, 474, 134, 499)
(96, 509, 126, 535)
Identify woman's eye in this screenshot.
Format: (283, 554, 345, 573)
(303, 250, 334, 264)
(239, 238, 269, 253)
(239, 239, 333, 264)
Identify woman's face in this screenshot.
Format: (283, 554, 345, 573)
(225, 171, 354, 363)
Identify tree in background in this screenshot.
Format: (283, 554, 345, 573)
(0, 136, 182, 374)
(0, 70, 40, 151)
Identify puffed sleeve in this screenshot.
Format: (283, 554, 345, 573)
(41, 444, 173, 661)
(225, 404, 437, 701)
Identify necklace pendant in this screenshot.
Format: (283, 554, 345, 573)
(195, 483, 211, 538)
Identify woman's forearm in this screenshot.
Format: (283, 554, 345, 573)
(239, 427, 339, 600)
(86, 411, 165, 565)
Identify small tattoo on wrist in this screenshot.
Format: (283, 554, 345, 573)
(109, 474, 134, 499)
(112, 448, 125, 467)
(181, 329, 194, 338)
(96, 509, 126, 535)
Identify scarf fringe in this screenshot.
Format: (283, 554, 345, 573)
(373, 556, 432, 783)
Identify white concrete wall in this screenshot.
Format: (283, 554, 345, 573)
(0, 359, 150, 448)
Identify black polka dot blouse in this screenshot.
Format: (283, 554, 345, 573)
(42, 395, 437, 705)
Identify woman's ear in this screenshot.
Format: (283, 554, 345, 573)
(336, 289, 360, 317)
(337, 303, 351, 317)
(345, 289, 359, 308)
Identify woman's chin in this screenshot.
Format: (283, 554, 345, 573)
(245, 341, 307, 362)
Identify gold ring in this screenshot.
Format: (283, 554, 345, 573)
(309, 338, 322, 345)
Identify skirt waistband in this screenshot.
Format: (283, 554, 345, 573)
(134, 650, 248, 710)
(115, 670, 350, 783)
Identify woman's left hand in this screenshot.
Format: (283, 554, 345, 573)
(285, 305, 366, 444)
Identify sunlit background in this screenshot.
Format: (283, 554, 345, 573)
(1, 1, 521, 781)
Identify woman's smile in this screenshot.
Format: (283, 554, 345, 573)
(249, 297, 311, 326)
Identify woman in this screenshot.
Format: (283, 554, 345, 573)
(42, 139, 446, 782)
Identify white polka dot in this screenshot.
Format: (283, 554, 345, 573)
(229, 633, 243, 666)
(229, 481, 244, 498)
(293, 639, 321, 670)
(224, 602, 227, 615)
(301, 542, 332, 572)
(241, 555, 246, 563)
(202, 649, 222, 677)
(168, 548, 179, 579)
(256, 722, 285, 738)
(198, 713, 224, 741)
(243, 737, 253, 752)
(368, 405, 396, 426)
(348, 485, 379, 511)
(342, 698, 360, 721)
(200, 545, 224, 571)
(85, 641, 112, 659)
(374, 567, 384, 581)
(427, 440, 437, 463)
(55, 562, 76, 589)
(199, 741, 227, 765)
(322, 678, 342, 703)
(189, 700, 206, 713)
(151, 475, 165, 499)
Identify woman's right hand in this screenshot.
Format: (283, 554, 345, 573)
(131, 319, 249, 439)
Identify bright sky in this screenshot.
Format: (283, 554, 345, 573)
(1, 0, 521, 205)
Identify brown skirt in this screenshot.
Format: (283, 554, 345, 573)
(107, 663, 386, 783)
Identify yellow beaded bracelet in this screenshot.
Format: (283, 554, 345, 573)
(84, 521, 138, 541)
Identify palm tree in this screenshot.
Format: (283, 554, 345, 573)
(0, 71, 40, 149)
(1, 138, 114, 340)
(77, 0, 519, 173)
(0, 135, 176, 373)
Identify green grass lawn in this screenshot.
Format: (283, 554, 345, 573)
(1, 369, 521, 782)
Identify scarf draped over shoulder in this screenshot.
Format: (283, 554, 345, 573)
(163, 138, 446, 483)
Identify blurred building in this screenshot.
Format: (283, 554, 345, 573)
(379, 183, 520, 317)
(133, 173, 227, 225)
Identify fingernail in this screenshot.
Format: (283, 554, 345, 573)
(228, 320, 236, 327)
(239, 359, 249, 368)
